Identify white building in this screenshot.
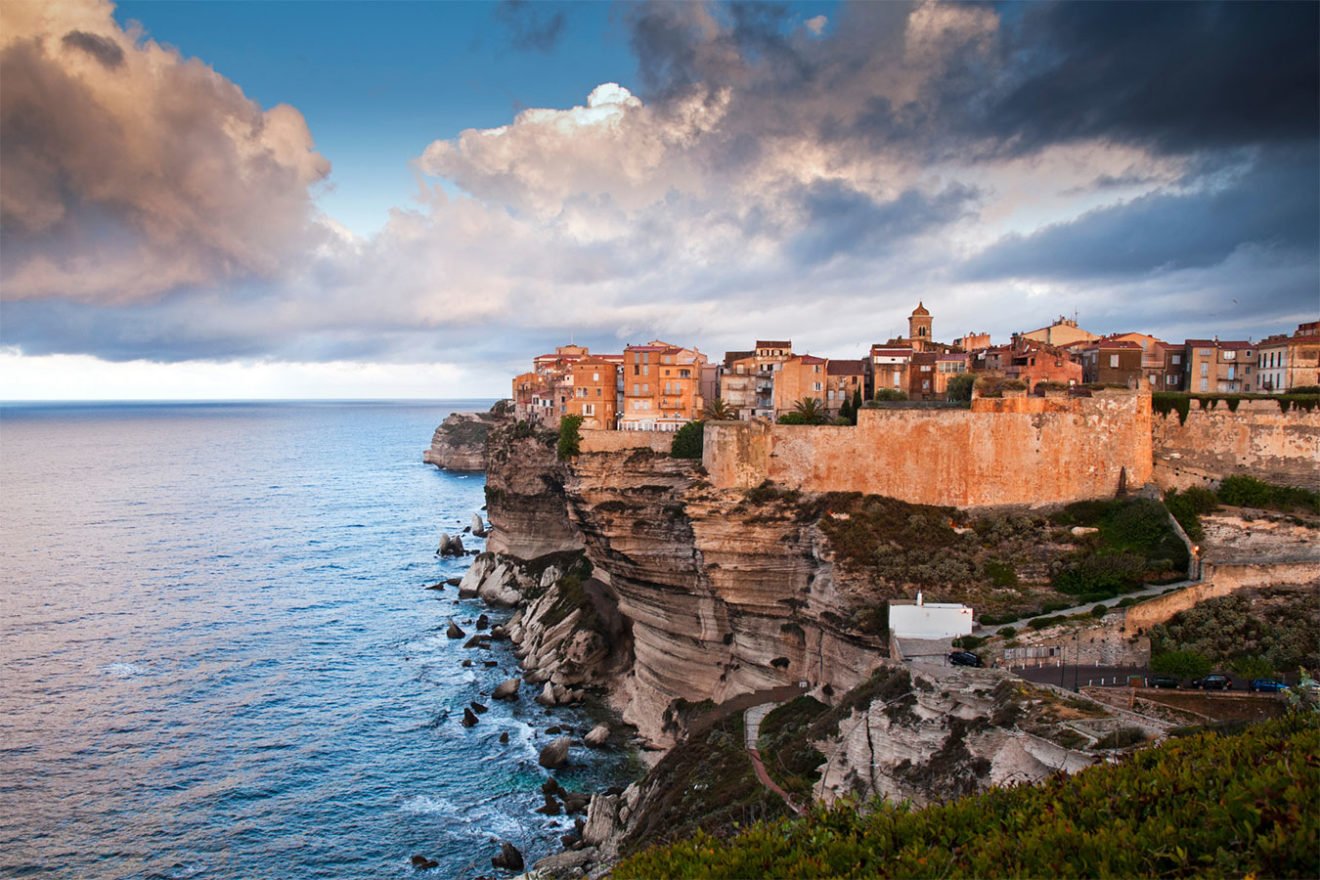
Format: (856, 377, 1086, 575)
(888, 592, 974, 639)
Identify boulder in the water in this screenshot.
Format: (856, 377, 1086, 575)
(584, 723, 610, 747)
(446, 621, 465, 639)
(491, 842, 524, 872)
(498, 731, 510, 744)
(462, 707, 479, 727)
(538, 736, 572, 769)
(410, 854, 438, 870)
(492, 678, 520, 700)
(471, 512, 488, 538)
(470, 701, 488, 714)
(476, 614, 489, 631)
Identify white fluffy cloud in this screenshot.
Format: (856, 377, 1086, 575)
(0, 0, 330, 303)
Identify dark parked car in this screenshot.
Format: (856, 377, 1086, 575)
(1193, 674, 1232, 690)
(1249, 678, 1287, 693)
(949, 651, 984, 668)
(1147, 674, 1179, 689)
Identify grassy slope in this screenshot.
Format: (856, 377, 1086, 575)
(617, 713, 1320, 879)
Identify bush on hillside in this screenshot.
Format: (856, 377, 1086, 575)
(556, 414, 583, 460)
(671, 420, 704, 459)
(1217, 475, 1320, 515)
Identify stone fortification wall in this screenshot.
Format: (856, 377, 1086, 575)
(579, 429, 673, 455)
(703, 392, 1152, 509)
(1151, 400, 1320, 491)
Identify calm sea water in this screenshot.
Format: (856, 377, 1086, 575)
(0, 401, 630, 880)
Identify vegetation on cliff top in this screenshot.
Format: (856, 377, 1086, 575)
(616, 712, 1320, 879)
(670, 420, 704, 459)
(807, 490, 1187, 623)
(1152, 390, 1320, 423)
(1149, 588, 1320, 679)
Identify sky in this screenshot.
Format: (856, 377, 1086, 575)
(1, 0, 1317, 400)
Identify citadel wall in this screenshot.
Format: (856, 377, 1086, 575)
(1150, 400, 1320, 491)
(704, 391, 1153, 509)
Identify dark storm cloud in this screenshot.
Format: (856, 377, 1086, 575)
(790, 180, 978, 265)
(626, 0, 1318, 160)
(978, 1, 1320, 156)
(495, 0, 565, 53)
(963, 148, 1319, 282)
(60, 30, 123, 69)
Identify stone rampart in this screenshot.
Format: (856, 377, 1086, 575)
(703, 391, 1152, 509)
(579, 429, 674, 455)
(1151, 400, 1320, 491)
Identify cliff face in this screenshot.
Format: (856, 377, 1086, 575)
(563, 450, 881, 745)
(423, 408, 509, 471)
(476, 429, 888, 747)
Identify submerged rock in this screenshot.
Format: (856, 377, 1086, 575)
(462, 708, 479, 727)
(446, 621, 465, 639)
(410, 854, 438, 870)
(470, 701, 488, 714)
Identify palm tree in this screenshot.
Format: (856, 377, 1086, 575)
(704, 398, 737, 421)
(792, 397, 827, 425)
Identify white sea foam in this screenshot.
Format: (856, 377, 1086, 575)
(101, 662, 145, 678)
(400, 794, 460, 816)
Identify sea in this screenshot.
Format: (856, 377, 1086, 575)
(0, 400, 633, 880)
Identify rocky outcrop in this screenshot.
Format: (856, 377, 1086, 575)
(422, 405, 511, 472)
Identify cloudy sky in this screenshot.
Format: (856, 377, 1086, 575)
(1, 0, 1316, 399)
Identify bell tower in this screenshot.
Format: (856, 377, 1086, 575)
(908, 302, 932, 351)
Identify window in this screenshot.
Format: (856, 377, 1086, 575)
(1172, 354, 1181, 365)
(1200, 348, 1213, 356)
(642, 365, 649, 376)
(1200, 363, 1209, 377)
(679, 369, 690, 378)
(632, 383, 639, 394)
(1224, 350, 1236, 361)
(593, 372, 600, 382)
(813, 382, 822, 392)
(1109, 354, 1119, 368)
(583, 404, 595, 416)
(1200, 378, 1208, 391)
(633, 365, 639, 376)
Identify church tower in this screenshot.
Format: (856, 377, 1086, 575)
(908, 302, 932, 351)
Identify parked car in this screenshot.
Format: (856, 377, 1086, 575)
(949, 651, 984, 668)
(1192, 674, 1232, 690)
(1147, 674, 1180, 689)
(1249, 678, 1288, 693)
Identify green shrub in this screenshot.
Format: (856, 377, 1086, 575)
(997, 626, 1017, 639)
(556, 414, 584, 460)
(671, 420, 705, 459)
(946, 373, 975, 402)
(1217, 475, 1320, 514)
(1027, 615, 1068, 630)
(617, 715, 1320, 879)
(952, 635, 987, 650)
(1090, 604, 1109, 618)
(1149, 649, 1211, 680)
(1163, 487, 1217, 541)
(984, 559, 1018, 587)
(873, 388, 908, 401)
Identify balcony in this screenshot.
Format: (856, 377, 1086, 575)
(659, 397, 687, 410)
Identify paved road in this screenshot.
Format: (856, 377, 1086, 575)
(979, 578, 1197, 635)
(743, 702, 806, 816)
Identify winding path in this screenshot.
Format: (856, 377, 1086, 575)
(744, 702, 806, 816)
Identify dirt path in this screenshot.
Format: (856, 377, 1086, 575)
(744, 703, 806, 816)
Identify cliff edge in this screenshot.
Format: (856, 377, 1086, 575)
(422, 402, 512, 471)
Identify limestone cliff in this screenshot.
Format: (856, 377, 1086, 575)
(422, 405, 511, 471)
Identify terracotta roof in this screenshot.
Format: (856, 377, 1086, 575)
(870, 347, 914, 357)
(910, 301, 930, 317)
(755, 340, 792, 349)
(1184, 339, 1216, 346)
(799, 355, 827, 365)
(826, 360, 867, 375)
(1218, 340, 1256, 350)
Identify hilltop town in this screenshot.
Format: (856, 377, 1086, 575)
(510, 304, 1320, 430)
